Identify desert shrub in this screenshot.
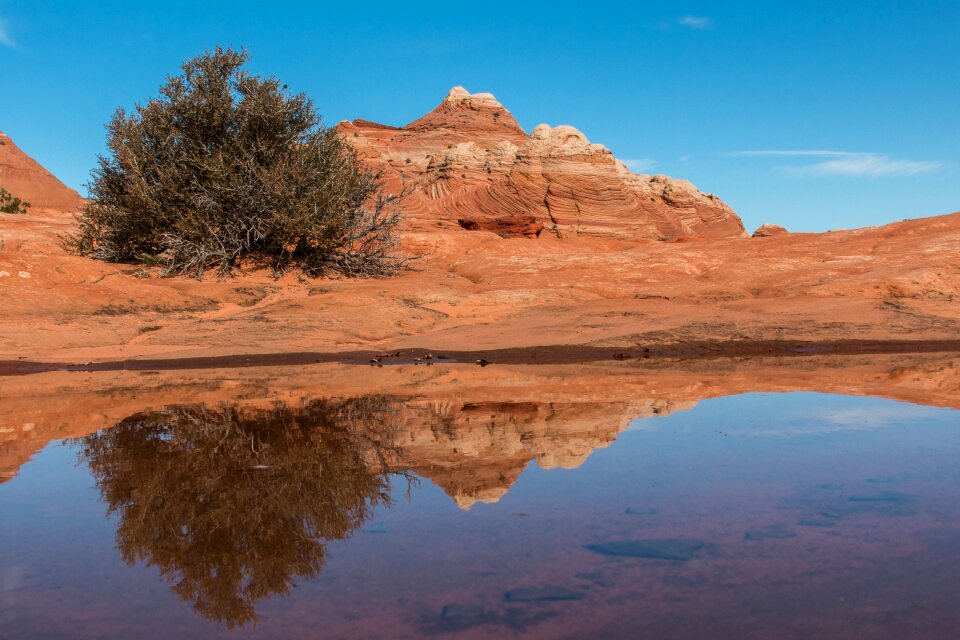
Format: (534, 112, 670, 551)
(70, 47, 404, 277)
(0, 188, 30, 214)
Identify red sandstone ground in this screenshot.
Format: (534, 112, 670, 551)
(1, 203, 958, 364)
(0, 88, 959, 364)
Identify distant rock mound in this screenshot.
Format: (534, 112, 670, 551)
(337, 86, 746, 240)
(753, 223, 789, 238)
(0, 131, 84, 212)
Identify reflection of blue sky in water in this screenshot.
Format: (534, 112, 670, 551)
(1, 392, 959, 638)
(629, 392, 953, 436)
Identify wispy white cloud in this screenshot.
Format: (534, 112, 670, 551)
(728, 150, 941, 178)
(729, 150, 857, 158)
(0, 17, 14, 48)
(796, 155, 939, 177)
(623, 158, 657, 173)
(821, 404, 944, 428)
(678, 15, 712, 30)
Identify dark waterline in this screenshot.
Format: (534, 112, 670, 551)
(1, 392, 959, 639)
(3, 340, 960, 376)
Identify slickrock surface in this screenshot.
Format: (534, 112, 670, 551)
(337, 87, 746, 240)
(1, 205, 960, 363)
(2, 352, 958, 503)
(0, 131, 84, 212)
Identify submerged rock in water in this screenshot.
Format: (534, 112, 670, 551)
(798, 517, 837, 528)
(441, 604, 486, 620)
(817, 510, 846, 520)
(584, 538, 705, 562)
(574, 572, 604, 581)
(848, 492, 908, 503)
(780, 485, 913, 520)
(503, 586, 585, 603)
(744, 524, 797, 541)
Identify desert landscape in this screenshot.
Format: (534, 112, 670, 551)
(2, 87, 958, 367)
(2, 7, 959, 638)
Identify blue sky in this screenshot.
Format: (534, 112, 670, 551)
(1, 1, 957, 232)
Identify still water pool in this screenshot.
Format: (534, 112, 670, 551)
(1, 391, 958, 639)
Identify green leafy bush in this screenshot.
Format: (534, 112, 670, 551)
(0, 188, 30, 214)
(70, 47, 404, 277)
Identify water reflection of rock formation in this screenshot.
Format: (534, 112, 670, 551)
(5, 352, 960, 494)
(399, 398, 681, 509)
(76, 397, 414, 628)
(4, 352, 959, 625)
(73, 393, 672, 626)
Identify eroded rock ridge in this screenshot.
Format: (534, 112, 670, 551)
(338, 87, 746, 240)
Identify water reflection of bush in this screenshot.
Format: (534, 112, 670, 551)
(76, 396, 415, 628)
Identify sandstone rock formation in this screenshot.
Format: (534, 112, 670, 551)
(0, 131, 84, 211)
(337, 87, 746, 240)
(753, 223, 789, 238)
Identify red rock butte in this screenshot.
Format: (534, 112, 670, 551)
(337, 86, 746, 240)
(0, 131, 85, 212)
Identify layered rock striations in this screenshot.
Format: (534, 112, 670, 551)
(0, 131, 84, 211)
(394, 398, 681, 509)
(338, 87, 746, 240)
